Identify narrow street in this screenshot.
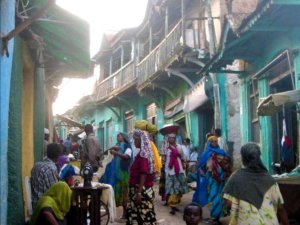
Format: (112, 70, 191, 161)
(112, 181, 230, 225)
(1, 0, 300, 224)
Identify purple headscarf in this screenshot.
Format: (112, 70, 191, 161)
(57, 155, 69, 170)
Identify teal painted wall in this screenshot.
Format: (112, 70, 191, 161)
(0, 0, 15, 223)
(186, 112, 199, 147)
(239, 78, 250, 144)
(7, 37, 25, 225)
(217, 73, 228, 139)
(258, 78, 272, 170)
(34, 62, 45, 162)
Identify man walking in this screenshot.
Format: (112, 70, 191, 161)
(81, 124, 103, 172)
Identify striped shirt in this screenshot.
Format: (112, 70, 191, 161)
(31, 158, 59, 209)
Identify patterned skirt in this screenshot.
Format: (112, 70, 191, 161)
(165, 173, 189, 195)
(126, 186, 156, 225)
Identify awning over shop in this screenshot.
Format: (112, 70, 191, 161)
(183, 77, 209, 113)
(257, 90, 300, 116)
(28, 1, 90, 77)
(57, 115, 83, 128)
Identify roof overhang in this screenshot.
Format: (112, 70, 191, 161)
(202, 0, 300, 74)
(57, 115, 84, 128)
(27, 1, 91, 78)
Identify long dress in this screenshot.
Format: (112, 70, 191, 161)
(100, 142, 132, 207)
(193, 142, 231, 220)
(165, 144, 189, 208)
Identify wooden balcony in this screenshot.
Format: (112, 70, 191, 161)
(137, 20, 183, 87)
(94, 61, 135, 102)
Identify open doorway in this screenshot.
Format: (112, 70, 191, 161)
(176, 117, 187, 145)
(196, 101, 214, 152)
(270, 74, 297, 171)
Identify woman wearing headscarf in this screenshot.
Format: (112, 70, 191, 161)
(30, 181, 72, 225)
(223, 142, 289, 225)
(159, 134, 169, 204)
(147, 123, 162, 174)
(163, 125, 189, 215)
(135, 120, 162, 174)
(58, 155, 75, 187)
(126, 129, 156, 225)
(101, 132, 132, 220)
(193, 136, 231, 225)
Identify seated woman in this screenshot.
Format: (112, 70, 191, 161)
(30, 181, 72, 225)
(58, 155, 75, 186)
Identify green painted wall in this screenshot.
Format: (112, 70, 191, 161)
(217, 74, 228, 139)
(7, 37, 25, 225)
(239, 78, 250, 144)
(186, 111, 199, 147)
(34, 59, 45, 162)
(258, 78, 272, 170)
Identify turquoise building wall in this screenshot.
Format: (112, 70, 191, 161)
(217, 73, 228, 139)
(0, 0, 15, 223)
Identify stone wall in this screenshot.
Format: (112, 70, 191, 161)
(225, 60, 242, 170)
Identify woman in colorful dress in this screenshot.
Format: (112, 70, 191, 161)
(159, 134, 169, 205)
(126, 129, 156, 225)
(163, 125, 189, 215)
(193, 136, 231, 225)
(101, 132, 132, 220)
(223, 142, 289, 225)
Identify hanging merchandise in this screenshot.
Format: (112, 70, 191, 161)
(280, 113, 294, 172)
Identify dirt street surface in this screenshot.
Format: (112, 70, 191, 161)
(111, 181, 229, 225)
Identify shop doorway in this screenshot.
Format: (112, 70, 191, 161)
(176, 117, 187, 145)
(196, 101, 214, 152)
(270, 75, 297, 171)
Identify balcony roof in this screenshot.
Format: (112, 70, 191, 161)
(92, 28, 136, 62)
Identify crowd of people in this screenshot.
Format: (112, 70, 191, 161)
(29, 123, 290, 225)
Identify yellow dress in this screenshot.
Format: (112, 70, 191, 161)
(150, 141, 162, 173)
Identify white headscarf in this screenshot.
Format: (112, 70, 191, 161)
(133, 129, 155, 174)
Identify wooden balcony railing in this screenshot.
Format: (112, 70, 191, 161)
(137, 20, 183, 85)
(94, 61, 135, 102)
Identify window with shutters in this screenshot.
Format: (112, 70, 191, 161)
(146, 103, 157, 125)
(125, 110, 134, 136)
